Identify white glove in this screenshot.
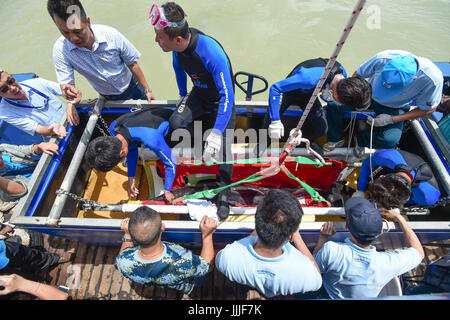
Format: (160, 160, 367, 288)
(366, 114, 394, 127)
(268, 120, 284, 139)
(352, 190, 366, 198)
(203, 130, 222, 161)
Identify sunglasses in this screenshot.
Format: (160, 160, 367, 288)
(0, 76, 15, 93)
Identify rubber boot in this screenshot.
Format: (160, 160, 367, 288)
(216, 189, 230, 220)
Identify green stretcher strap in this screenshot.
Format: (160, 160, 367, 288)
(286, 172, 329, 205)
(183, 172, 264, 200)
(292, 156, 325, 167)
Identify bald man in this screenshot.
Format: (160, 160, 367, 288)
(114, 206, 217, 295)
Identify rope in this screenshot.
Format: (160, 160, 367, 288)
(279, 0, 367, 165)
(344, 112, 358, 162)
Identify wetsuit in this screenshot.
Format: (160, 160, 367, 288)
(169, 28, 235, 186)
(109, 108, 176, 192)
(265, 58, 347, 142)
(357, 149, 441, 206)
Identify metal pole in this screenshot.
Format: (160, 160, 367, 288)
(46, 96, 105, 226)
(410, 119, 450, 195)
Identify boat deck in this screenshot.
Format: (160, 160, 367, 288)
(17, 234, 449, 300)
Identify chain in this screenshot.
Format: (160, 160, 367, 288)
(88, 109, 111, 137)
(56, 189, 108, 210)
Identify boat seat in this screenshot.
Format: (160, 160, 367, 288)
(378, 276, 403, 297)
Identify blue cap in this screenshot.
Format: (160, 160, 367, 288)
(345, 197, 382, 243)
(372, 54, 417, 101)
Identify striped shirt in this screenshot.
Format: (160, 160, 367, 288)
(52, 24, 141, 95)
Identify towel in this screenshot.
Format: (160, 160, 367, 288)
(183, 199, 219, 222)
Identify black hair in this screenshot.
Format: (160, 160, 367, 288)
(336, 74, 372, 110)
(85, 136, 123, 172)
(255, 189, 303, 249)
(129, 206, 162, 247)
(352, 236, 374, 247)
(161, 2, 189, 40)
(367, 173, 412, 209)
(47, 0, 87, 22)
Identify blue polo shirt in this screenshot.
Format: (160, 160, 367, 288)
(357, 50, 443, 110)
(314, 237, 422, 299)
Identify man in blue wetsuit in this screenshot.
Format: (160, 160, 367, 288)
(85, 108, 176, 203)
(265, 58, 372, 149)
(151, 2, 235, 219)
(353, 149, 441, 207)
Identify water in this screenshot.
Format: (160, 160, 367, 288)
(0, 0, 449, 101)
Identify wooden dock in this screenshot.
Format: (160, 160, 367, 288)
(9, 234, 450, 300)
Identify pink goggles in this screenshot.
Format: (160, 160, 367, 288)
(149, 4, 185, 29)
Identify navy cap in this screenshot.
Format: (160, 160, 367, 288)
(345, 197, 382, 243)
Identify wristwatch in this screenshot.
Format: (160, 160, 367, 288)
(144, 88, 152, 94)
(122, 236, 133, 242)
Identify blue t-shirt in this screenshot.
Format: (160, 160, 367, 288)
(114, 241, 210, 294)
(314, 237, 422, 299)
(215, 235, 322, 297)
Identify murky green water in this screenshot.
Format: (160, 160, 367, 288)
(0, 0, 449, 101)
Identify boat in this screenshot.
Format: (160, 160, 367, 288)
(3, 68, 450, 250)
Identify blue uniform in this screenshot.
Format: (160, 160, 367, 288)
(109, 108, 176, 191)
(169, 28, 236, 187)
(170, 28, 235, 134)
(357, 149, 441, 206)
(265, 58, 347, 142)
(268, 58, 347, 121)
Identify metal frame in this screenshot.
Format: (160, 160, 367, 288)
(410, 118, 450, 195)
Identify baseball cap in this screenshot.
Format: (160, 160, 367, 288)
(345, 197, 382, 243)
(372, 54, 417, 101)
